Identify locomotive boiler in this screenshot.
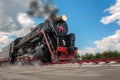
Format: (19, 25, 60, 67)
(0, 15, 80, 64)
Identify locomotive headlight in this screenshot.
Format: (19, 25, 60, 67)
(61, 15, 67, 21)
(55, 15, 67, 21)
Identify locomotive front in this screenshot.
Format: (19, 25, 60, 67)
(35, 15, 80, 62)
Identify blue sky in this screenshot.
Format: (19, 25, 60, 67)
(35, 0, 119, 50)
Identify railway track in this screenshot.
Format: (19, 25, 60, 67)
(0, 57, 120, 66)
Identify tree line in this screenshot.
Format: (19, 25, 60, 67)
(81, 51, 120, 60)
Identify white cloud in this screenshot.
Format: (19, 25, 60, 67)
(101, 0, 120, 25)
(12, 13, 35, 37)
(0, 32, 14, 49)
(79, 29, 120, 54)
(95, 0, 120, 52)
(17, 13, 34, 28)
(0, 0, 35, 49)
(0, 0, 31, 32)
(78, 48, 96, 56)
(95, 30, 120, 52)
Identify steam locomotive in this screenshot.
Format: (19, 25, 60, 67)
(0, 15, 80, 64)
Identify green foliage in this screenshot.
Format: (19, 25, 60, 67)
(81, 51, 120, 60)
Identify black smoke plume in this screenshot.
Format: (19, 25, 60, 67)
(28, 0, 58, 19)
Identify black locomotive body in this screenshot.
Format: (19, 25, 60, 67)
(0, 15, 79, 64)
